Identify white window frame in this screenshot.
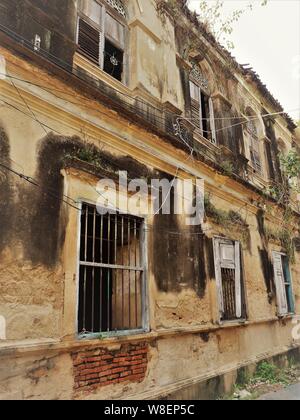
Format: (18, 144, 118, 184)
(213, 237, 244, 322)
(189, 80, 217, 145)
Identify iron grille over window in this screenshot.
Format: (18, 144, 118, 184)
(78, 203, 146, 336)
(213, 238, 247, 321)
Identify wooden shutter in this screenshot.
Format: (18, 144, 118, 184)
(78, 18, 101, 64)
(190, 82, 203, 134)
(282, 257, 295, 314)
(209, 97, 217, 144)
(213, 238, 225, 317)
(213, 238, 242, 320)
(234, 241, 242, 318)
(272, 252, 288, 316)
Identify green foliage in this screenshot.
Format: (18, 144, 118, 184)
(252, 362, 289, 385)
(280, 149, 300, 180)
(265, 225, 295, 263)
(204, 194, 249, 243)
(75, 146, 104, 168)
(157, 1, 268, 50)
(220, 160, 234, 176)
(190, 0, 269, 49)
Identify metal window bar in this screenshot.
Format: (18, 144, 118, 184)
(220, 268, 237, 321)
(78, 203, 144, 336)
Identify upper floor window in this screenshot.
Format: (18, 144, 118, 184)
(246, 119, 262, 173)
(77, 0, 126, 82)
(189, 68, 217, 144)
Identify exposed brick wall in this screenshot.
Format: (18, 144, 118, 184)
(72, 342, 148, 392)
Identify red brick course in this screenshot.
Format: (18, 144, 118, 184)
(72, 343, 148, 392)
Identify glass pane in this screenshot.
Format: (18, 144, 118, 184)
(105, 13, 125, 47)
(81, 0, 102, 25)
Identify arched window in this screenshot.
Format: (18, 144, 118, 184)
(77, 0, 127, 82)
(189, 65, 217, 144)
(245, 111, 262, 173)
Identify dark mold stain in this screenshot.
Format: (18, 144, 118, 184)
(1, 0, 77, 69)
(26, 134, 82, 267)
(199, 332, 210, 343)
(0, 128, 13, 254)
(24, 134, 152, 267)
(205, 236, 215, 280)
(256, 209, 274, 297)
(152, 187, 207, 297)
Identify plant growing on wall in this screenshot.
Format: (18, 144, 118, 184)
(261, 149, 300, 262)
(156, 0, 268, 50)
(204, 193, 250, 244)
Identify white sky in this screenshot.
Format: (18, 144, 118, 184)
(189, 0, 300, 122)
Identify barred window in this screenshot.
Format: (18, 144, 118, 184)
(213, 238, 247, 321)
(78, 203, 147, 337)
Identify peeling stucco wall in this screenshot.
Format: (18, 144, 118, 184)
(0, 0, 299, 401)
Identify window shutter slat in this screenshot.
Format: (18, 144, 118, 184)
(235, 241, 242, 318)
(191, 102, 201, 130)
(78, 18, 101, 64)
(209, 97, 217, 144)
(272, 252, 288, 316)
(213, 238, 225, 317)
(282, 259, 295, 314)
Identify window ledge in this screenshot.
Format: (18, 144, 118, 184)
(73, 52, 131, 97)
(193, 131, 219, 152)
(0, 316, 294, 359)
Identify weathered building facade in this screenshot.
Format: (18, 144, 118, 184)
(0, 0, 299, 400)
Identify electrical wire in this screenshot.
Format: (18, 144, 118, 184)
(0, 94, 276, 234)
(1, 72, 299, 125)
(0, 162, 81, 211)
(0, 64, 286, 235)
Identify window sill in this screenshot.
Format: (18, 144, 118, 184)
(277, 313, 295, 320)
(78, 329, 149, 341)
(0, 331, 157, 359)
(193, 130, 219, 152)
(73, 52, 131, 97)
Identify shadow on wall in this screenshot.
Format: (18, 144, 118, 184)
(152, 189, 214, 298)
(0, 127, 13, 255)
